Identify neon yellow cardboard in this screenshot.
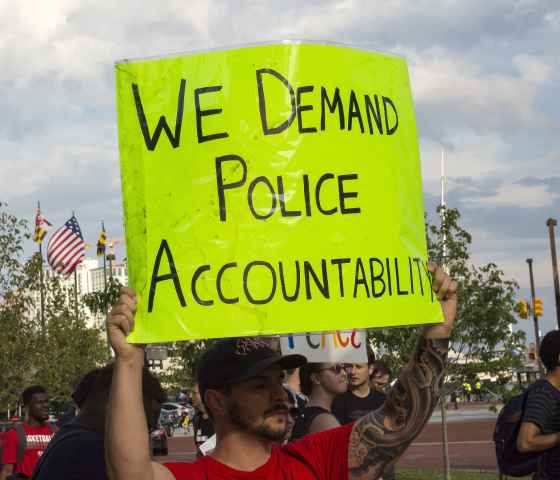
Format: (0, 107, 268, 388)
(115, 42, 443, 343)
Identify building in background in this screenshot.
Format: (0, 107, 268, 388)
(32, 258, 128, 329)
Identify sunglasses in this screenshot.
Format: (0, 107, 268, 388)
(318, 364, 345, 375)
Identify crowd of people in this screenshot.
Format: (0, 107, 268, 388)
(1, 264, 459, 479)
(2, 261, 559, 480)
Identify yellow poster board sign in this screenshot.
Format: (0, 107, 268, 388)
(115, 42, 443, 343)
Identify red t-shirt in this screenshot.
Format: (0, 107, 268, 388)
(1, 423, 55, 477)
(165, 423, 352, 479)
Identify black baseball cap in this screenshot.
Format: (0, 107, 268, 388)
(197, 337, 307, 400)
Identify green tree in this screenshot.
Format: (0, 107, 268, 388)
(32, 271, 108, 409)
(82, 276, 123, 316)
(0, 203, 40, 412)
(0, 202, 108, 415)
(371, 206, 525, 480)
(157, 341, 208, 394)
(371, 206, 525, 394)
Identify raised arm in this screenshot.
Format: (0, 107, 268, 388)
(105, 287, 174, 480)
(348, 264, 457, 479)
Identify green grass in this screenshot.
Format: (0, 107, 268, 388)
(396, 470, 530, 480)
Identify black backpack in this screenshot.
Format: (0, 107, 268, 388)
(493, 387, 540, 477)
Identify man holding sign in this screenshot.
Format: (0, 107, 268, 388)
(105, 263, 456, 480)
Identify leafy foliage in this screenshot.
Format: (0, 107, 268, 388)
(0, 202, 108, 415)
(371, 207, 525, 396)
(82, 276, 123, 315)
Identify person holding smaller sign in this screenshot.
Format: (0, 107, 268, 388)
(105, 263, 457, 480)
(290, 362, 347, 440)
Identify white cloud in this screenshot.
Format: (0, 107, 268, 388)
(463, 183, 559, 208)
(0, 0, 559, 343)
(406, 47, 553, 133)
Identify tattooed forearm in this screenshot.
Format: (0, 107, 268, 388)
(348, 337, 449, 479)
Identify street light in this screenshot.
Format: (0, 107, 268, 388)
(546, 218, 560, 329)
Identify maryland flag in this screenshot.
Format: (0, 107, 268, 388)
(33, 207, 52, 244)
(97, 225, 107, 256)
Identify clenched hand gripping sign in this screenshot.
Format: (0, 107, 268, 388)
(115, 42, 443, 343)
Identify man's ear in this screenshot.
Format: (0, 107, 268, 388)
(204, 389, 227, 418)
(368, 364, 374, 377)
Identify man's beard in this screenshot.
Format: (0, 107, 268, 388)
(226, 399, 288, 442)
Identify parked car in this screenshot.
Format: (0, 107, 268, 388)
(150, 425, 168, 456)
(161, 402, 188, 417)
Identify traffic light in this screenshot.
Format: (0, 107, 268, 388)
(534, 297, 544, 317)
(516, 299, 529, 319)
(527, 343, 537, 362)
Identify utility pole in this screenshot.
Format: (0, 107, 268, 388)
(546, 218, 560, 329)
(440, 148, 451, 480)
(527, 258, 544, 377)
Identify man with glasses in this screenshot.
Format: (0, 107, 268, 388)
(290, 363, 348, 440)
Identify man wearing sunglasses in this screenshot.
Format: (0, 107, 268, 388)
(106, 263, 457, 480)
(290, 363, 348, 440)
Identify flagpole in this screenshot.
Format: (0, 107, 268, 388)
(74, 269, 79, 322)
(72, 210, 79, 322)
(37, 201, 46, 334)
(102, 221, 108, 315)
(441, 149, 448, 270)
(439, 148, 451, 480)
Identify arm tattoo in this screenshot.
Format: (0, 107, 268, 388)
(348, 337, 449, 479)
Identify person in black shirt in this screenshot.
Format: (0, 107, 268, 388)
(518, 330, 560, 480)
(332, 347, 385, 425)
(191, 382, 215, 455)
(290, 362, 348, 440)
(370, 360, 392, 394)
(31, 364, 165, 480)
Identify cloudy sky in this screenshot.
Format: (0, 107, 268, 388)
(2, 0, 559, 341)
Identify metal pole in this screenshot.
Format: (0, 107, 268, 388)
(102, 222, 108, 315)
(546, 218, 560, 329)
(39, 242, 45, 334)
(440, 397, 451, 480)
(440, 148, 451, 480)
(527, 258, 544, 377)
(73, 269, 79, 322)
(37, 201, 46, 334)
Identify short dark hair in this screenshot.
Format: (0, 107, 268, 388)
(540, 330, 560, 371)
(367, 345, 376, 366)
(299, 363, 323, 397)
(372, 361, 391, 377)
(22, 385, 47, 406)
(75, 363, 167, 408)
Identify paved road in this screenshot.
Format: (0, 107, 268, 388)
(158, 414, 499, 471)
(399, 418, 497, 470)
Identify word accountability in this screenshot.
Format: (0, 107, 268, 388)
(148, 241, 435, 312)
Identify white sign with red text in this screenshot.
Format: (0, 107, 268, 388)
(280, 330, 367, 363)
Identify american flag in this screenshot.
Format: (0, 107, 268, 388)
(46, 216, 86, 278)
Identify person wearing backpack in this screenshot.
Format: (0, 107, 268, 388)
(517, 330, 560, 479)
(0, 386, 57, 480)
